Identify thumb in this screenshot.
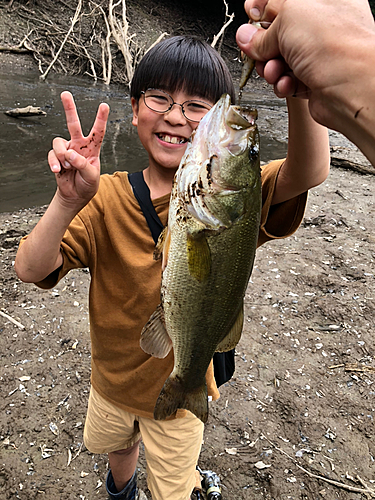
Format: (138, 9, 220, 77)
(65, 150, 99, 185)
(236, 23, 280, 62)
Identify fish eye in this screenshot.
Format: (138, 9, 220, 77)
(248, 144, 259, 161)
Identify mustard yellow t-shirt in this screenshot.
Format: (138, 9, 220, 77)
(29, 160, 306, 418)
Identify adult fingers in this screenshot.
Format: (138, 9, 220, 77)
(244, 0, 268, 21)
(255, 58, 310, 99)
(88, 102, 110, 152)
(61, 91, 84, 141)
(262, 58, 289, 84)
(274, 76, 311, 99)
(254, 60, 266, 78)
(244, 0, 285, 24)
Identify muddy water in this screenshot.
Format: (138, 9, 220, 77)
(0, 72, 287, 213)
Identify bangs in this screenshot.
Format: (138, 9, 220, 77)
(131, 36, 235, 104)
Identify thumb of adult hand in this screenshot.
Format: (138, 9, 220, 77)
(236, 23, 280, 62)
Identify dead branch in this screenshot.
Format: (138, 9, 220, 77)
(98, 4, 113, 85)
(345, 362, 375, 373)
(261, 434, 375, 497)
(329, 362, 375, 373)
(0, 311, 25, 330)
(81, 44, 97, 81)
(0, 29, 36, 54)
(5, 106, 47, 117)
(108, 0, 134, 83)
(211, 0, 234, 51)
(331, 156, 375, 175)
(0, 45, 29, 53)
(142, 32, 169, 56)
(67, 38, 98, 81)
(40, 0, 83, 81)
(3, 0, 185, 85)
(58, 0, 77, 11)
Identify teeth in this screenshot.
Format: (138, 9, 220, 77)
(158, 134, 186, 144)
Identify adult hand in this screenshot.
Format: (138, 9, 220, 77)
(48, 91, 110, 208)
(236, 0, 375, 166)
(236, 0, 375, 100)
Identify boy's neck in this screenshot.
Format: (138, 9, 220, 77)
(143, 166, 176, 200)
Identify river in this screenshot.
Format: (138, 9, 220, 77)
(0, 70, 288, 213)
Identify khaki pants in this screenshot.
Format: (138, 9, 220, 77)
(84, 387, 204, 500)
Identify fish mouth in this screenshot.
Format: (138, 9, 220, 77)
(230, 106, 258, 127)
(218, 101, 257, 154)
(156, 133, 188, 145)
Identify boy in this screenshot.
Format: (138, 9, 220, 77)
(15, 36, 330, 500)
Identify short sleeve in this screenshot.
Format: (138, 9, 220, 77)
(258, 160, 307, 247)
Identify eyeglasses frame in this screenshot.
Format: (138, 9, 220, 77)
(140, 88, 212, 123)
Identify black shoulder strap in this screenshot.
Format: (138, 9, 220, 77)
(128, 171, 164, 245)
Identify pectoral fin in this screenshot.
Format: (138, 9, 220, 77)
(187, 232, 211, 282)
(216, 305, 244, 352)
(140, 304, 173, 358)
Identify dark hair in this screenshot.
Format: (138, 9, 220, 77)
(130, 36, 236, 104)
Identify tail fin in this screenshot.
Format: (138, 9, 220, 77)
(154, 375, 209, 423)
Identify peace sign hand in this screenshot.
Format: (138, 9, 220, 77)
(48, 91, 110, 210)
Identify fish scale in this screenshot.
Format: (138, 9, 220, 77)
(140, 94, 261, 423)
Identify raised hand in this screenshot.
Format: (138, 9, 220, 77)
(48, 91, 110, 209)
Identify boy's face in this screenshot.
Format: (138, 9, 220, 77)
(131, 89, 214, 172)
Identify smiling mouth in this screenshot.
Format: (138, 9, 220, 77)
(157, 133, 188, 145)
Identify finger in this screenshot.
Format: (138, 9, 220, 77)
(88, 102, 110, 151)
(244, 0, 284, 23)
(244, 0, 267, 21)
(52, 137, 71, 169)
(64, 149, 99, 184)
(236, 22, 281, 61)
(259, 0, 285, 23)
(263, 58, 289, 84)
(254, 60, 265, 78)
(274, 75, 310, 99)
(48, 149, 62, 174)
(61, 91, 84, 141)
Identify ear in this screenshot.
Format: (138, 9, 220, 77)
(131, 97, 139, 126)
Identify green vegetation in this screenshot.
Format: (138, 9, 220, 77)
(369, 0, 375, 16)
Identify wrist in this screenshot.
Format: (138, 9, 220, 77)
(54, 189, 88, 218)
(311, 32, 375, 165)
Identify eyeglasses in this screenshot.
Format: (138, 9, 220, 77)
(140, 88, 212, 123)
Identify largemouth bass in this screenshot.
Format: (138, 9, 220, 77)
(141, 94, 261, 423)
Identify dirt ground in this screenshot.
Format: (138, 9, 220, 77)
(2, 132, 375, 500)
(2, 1, 375, 499)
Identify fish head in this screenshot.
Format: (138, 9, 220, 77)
(175, 94, 260, 229)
